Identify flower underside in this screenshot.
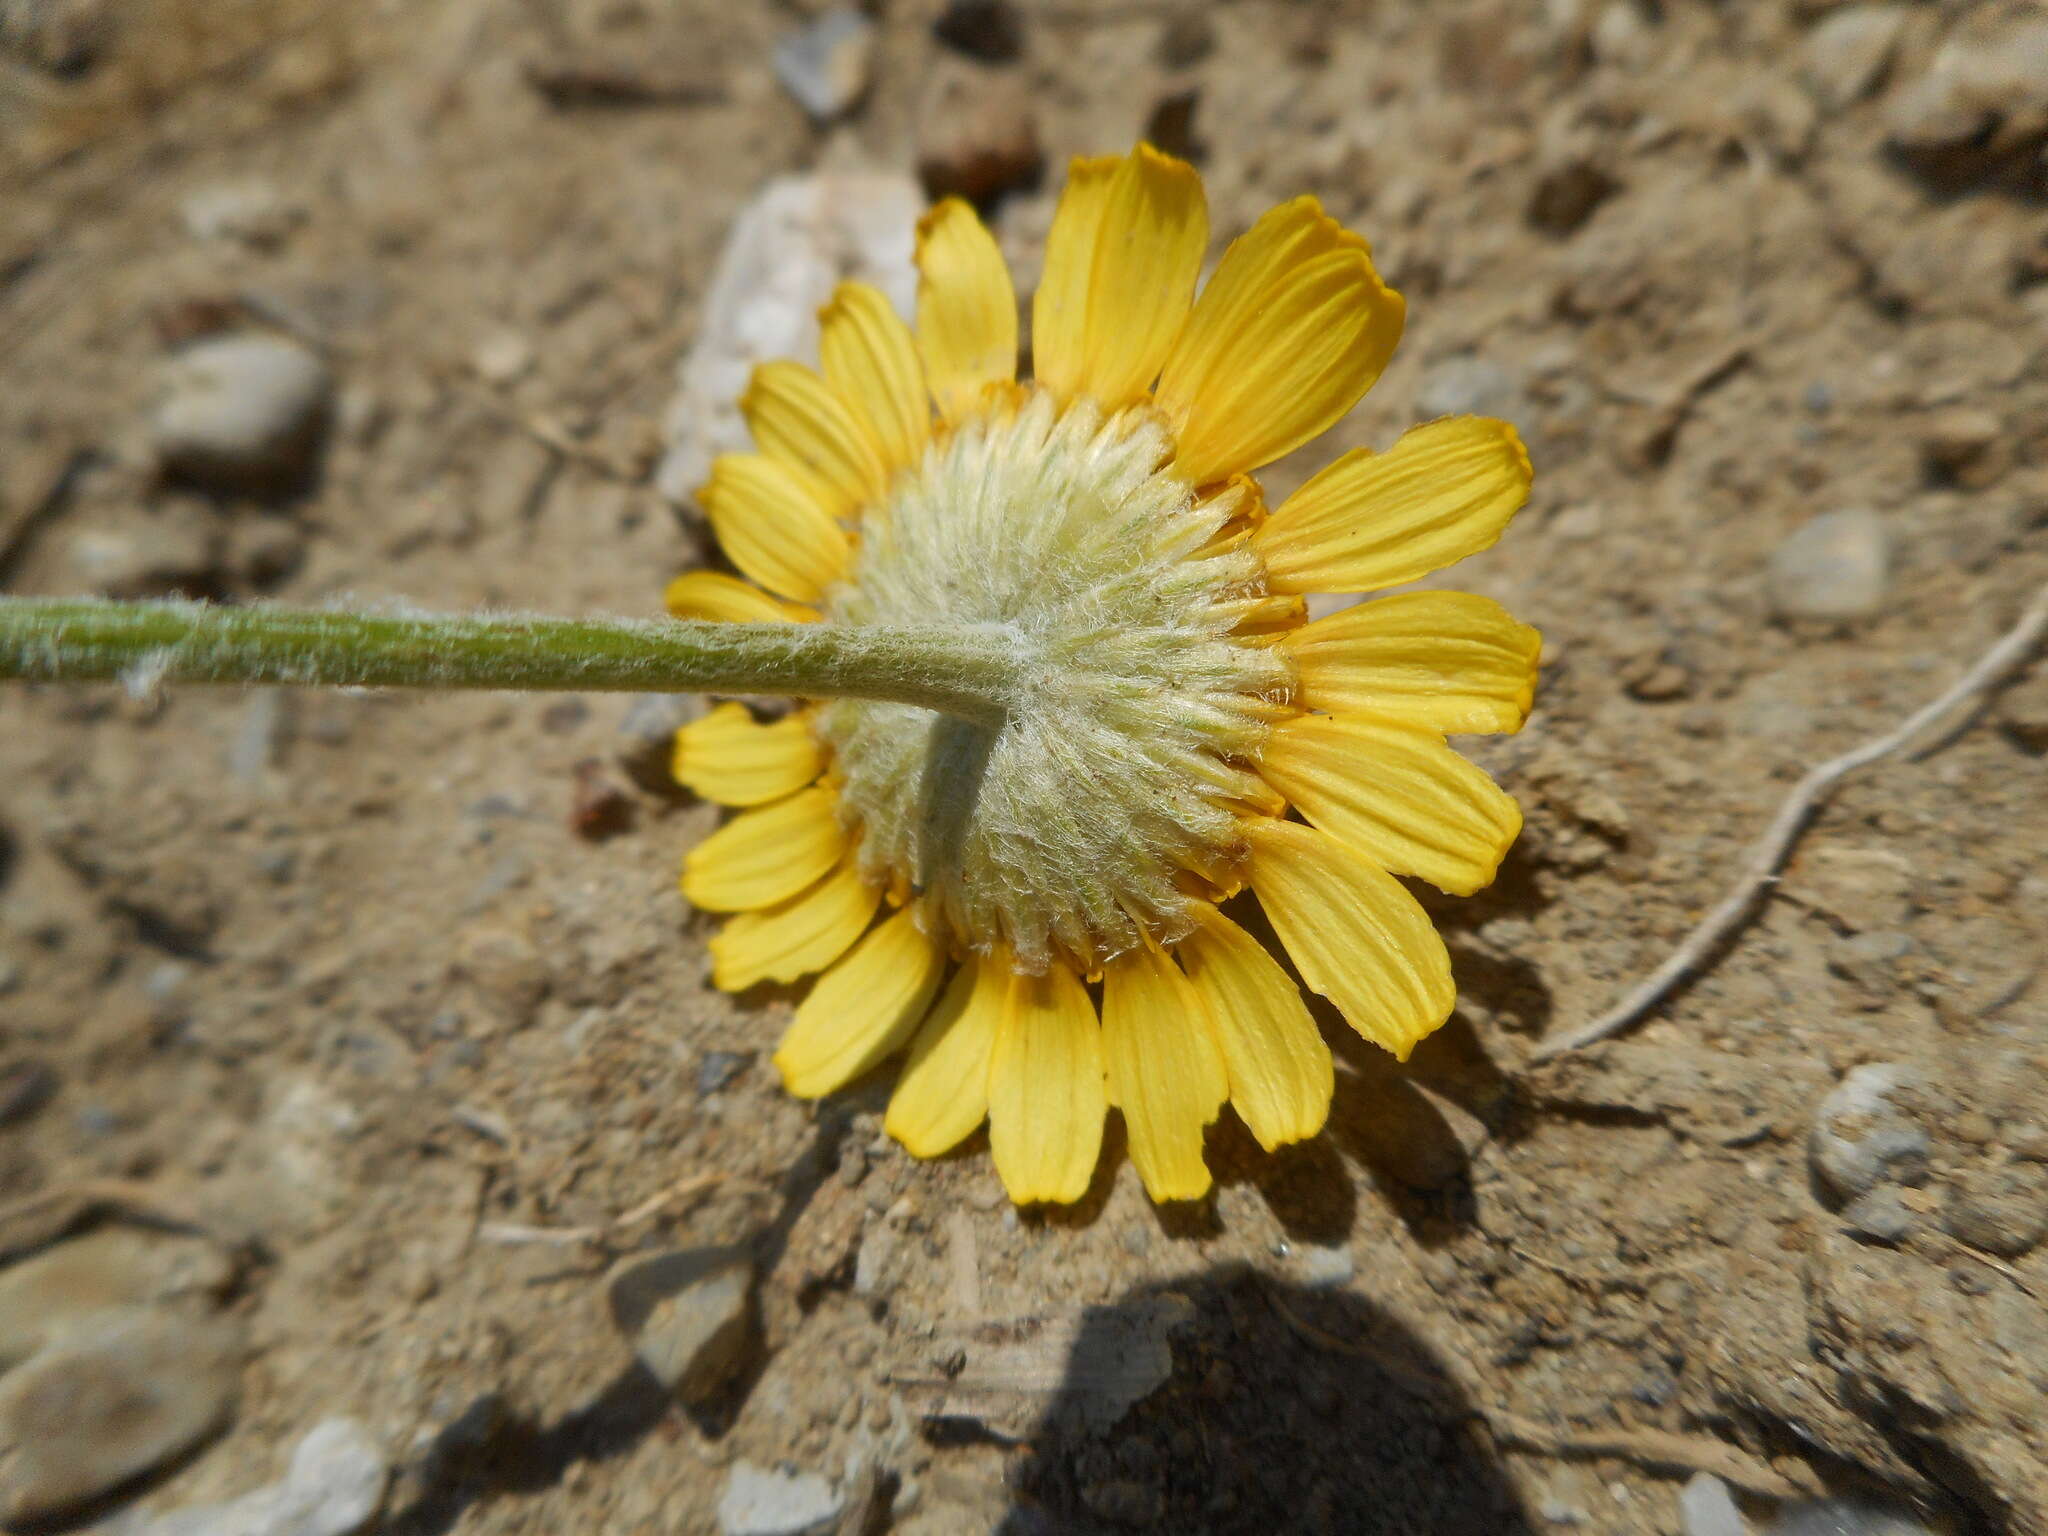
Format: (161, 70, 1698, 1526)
(819, 389, 1287, 974)
(668, 143, 1542, 1206)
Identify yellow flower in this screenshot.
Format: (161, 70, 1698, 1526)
(667, 146, 1538, 1205)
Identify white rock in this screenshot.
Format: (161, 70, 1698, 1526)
(1416, 354, 1520, 421)
(471, 328, 535, 386)
(1767, 508, 1891, 622)
(1678, 1472, 1748, 1536)
(152, 334, 332, 491)
(773, 11, 876, 122)
(718, 1462, 844, 1536)
(101, 1418, 387, 1536)
(1809, 1062, 1929, 1203)
(656, 171, 922, 505)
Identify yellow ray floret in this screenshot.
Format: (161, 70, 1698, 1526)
(1280, 590, 1540, 732)
(708, 859, 879, 991)
(680, 784, 845, 913)
(774, 904, 949, 1098)
(914, 199, 1018, 424)
(1255, 415, 1532, 594)
(1244, 818, 1456, 1062)
(988, 964, 1107, 1205)
(885, 955, 1008, 1157)
(1101, 944, 1228, 1202)
(1257, 715, 1522, 897)
(673, 703, 825, 808)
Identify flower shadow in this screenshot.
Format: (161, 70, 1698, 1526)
(996, 1262, 1532, 1534)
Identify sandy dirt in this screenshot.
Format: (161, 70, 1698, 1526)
(3, 1, 2047, 1532)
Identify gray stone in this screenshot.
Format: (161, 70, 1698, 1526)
(1841, 1185, 1914, 1244)
(1809, 1062, 1929, 1202)
(1767, 509, 1891, 622)
(607, 1246, 754, 1402)
(99, 1417, 387, 1536)
(0, 1226, 235, 1370)
(1415, 354, 1521, 422)
(0, 1305, 244, 1522)
(718, 1461, 844, 1536)
(1800, 5, 1908, 112)
(1678, 1472, 1745, 1536)
(1295, 1244, 1354, 1290)
(152, 334, 332, 491)
(1942, 1161, 2048, 1258)
(773, 11, 875, 122)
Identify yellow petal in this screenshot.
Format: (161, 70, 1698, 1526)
(886, 954, 1006, 1156)
(663, 570, 817, 624)
(775, 904, 950, 1097)
(672, 702, 826, 808)
(1154, 197, 1405, 486)
(1280, 590, 1541, 734)
(1257, 715, 1521, 897)
(820, 280, 930, 477)
(1254, 416, 1532, 594)
(915, 199, 1018, 425)
(709, 860, 880, 991)
(988, 964, 1106, 1205)
(1101, 946, 1227, 1202)
(1244, 818, 1454, 1061)
(698, 453, 851, 604)
(1032, 146, 1207, 412)
(1029, 155, 1118, 406)
(1177, 906, 1333, 1151)
(680, 784, 846, 912)
(741, 359, 888, 514)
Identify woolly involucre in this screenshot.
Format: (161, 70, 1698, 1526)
(816, 389, 1288, 974)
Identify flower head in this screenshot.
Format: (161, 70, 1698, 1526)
(667, 146, 1538, 1205)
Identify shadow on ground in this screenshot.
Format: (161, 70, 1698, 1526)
(998, 1262, 1530, 1536)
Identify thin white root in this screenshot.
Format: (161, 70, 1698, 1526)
(1531, 581, 2048, 1063)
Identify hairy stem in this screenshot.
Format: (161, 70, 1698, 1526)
(0, 596, 1022, 727)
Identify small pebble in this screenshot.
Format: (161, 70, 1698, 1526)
(697, 1050, 751, 1096)
(0, 1305, 244, 1522)
(616, 693, 700, 793)
(773, 10, 875, 122)
(470, 328, 534, 387)
(180, 179, 302, 247)
(1995, 665, 2048, 752)
(1921, 406, 2005, 488)
(1526, 160, 1620, 236)
(1809, 1062, 1929, 1202)
(608, 1247, 755, 1403)
(717, 1460, 844, 1536)
(1886, 16, 2048, 191)
(152, 333, 333, 493)
(1942, 1162, 2048, 1258)
(1767, 509, 1891, 623)
(1841, 1185, 1914, 1245)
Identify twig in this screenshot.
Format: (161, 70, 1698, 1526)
(1532, 582, 2048, 1062)
(1485, 1415, 1819, 1502)
(476, 1170, 727, 1249)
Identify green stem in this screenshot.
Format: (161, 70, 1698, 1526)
(0, 596, 1021, 728)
